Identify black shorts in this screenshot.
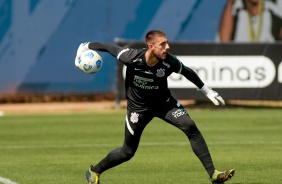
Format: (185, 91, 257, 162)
(123, 96, 196, 151)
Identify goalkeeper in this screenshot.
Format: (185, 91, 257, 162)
(75, 30, 235, 184)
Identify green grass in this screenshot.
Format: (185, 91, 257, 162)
(0, 108, 282, 184)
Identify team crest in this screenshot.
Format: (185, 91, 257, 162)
(156, 68, 165, 77)
(130, 112, 139, 123)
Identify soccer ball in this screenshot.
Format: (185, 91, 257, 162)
(78, 50, 103, 74)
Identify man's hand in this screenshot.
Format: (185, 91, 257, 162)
(75, 42, 90, 67)
(198, 85, 225, 106)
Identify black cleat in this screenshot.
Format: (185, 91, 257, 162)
(210, 168, 235, 184)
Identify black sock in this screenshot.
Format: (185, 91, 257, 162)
(188, 129, 215, 177)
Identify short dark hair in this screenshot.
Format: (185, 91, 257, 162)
(144, 30, 166, 46)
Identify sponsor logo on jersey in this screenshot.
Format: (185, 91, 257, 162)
(172, 108, 187, 119)
(144, 70, 153, 74)
(130, 112, 139, 123)
(133, 75, 159, 90)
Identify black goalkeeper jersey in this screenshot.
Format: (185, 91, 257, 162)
(88, 42, 204, 111)
(119, 48, 183, 110)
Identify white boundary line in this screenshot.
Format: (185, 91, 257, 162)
(0, 141, 281, 150)
(0, 176, 18, 184)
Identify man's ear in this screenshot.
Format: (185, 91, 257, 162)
(147, 44, 153, 49)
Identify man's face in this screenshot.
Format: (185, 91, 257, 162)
(149, 36, 170, 60)
(245, 0, 260, 15)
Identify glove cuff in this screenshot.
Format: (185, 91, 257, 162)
(198, 84, 211, 96)
(81, 42, 90, 49)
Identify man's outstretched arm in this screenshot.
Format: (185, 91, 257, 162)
(181, 65, 225, 106)
(74, 42, 122, 66)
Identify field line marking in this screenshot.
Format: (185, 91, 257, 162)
(0, 141, 281, 150)
(0, 176, 18, 184)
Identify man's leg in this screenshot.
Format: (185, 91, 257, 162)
(158, 98, 234, 182)
(157, 99, 214, 175)
(86, 110, 153, 183)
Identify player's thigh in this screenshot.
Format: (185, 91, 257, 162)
(124, 110, 153, 146)
(159, 99, 196, 132)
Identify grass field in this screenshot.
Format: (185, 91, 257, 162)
(0, 107, 282, 184)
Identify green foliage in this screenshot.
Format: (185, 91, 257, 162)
(0, 109, 281, 183)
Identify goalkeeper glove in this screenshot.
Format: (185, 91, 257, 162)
(74, 42, 90, 67)
(198, 84, 225, 106)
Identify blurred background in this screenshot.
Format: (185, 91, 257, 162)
(0, 2, 281, 183)
(0, 0, 281, 104)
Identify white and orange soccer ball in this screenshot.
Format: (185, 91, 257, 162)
(78, 50, 103, 74)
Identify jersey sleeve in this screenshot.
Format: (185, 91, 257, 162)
(167, 53, 183, 73)
(88, 42, 140, 65)
(88, 42, 121, 57)
(168, 53, 204, 89)
(116, 48, 141, 64)
(181, 65, 204, 89)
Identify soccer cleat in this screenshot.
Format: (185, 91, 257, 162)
(85, 167, 100, 184)
(210, 168, 235, 184)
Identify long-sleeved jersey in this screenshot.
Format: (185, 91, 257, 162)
(89, 42, 204, 111)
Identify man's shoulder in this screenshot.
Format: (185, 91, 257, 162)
(128, 48, 146, 59)
(135, 48, 147, 55)
(163, 53, 182, 72)
(118, 48, 147, 64)
(165, 53, 180, 64)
